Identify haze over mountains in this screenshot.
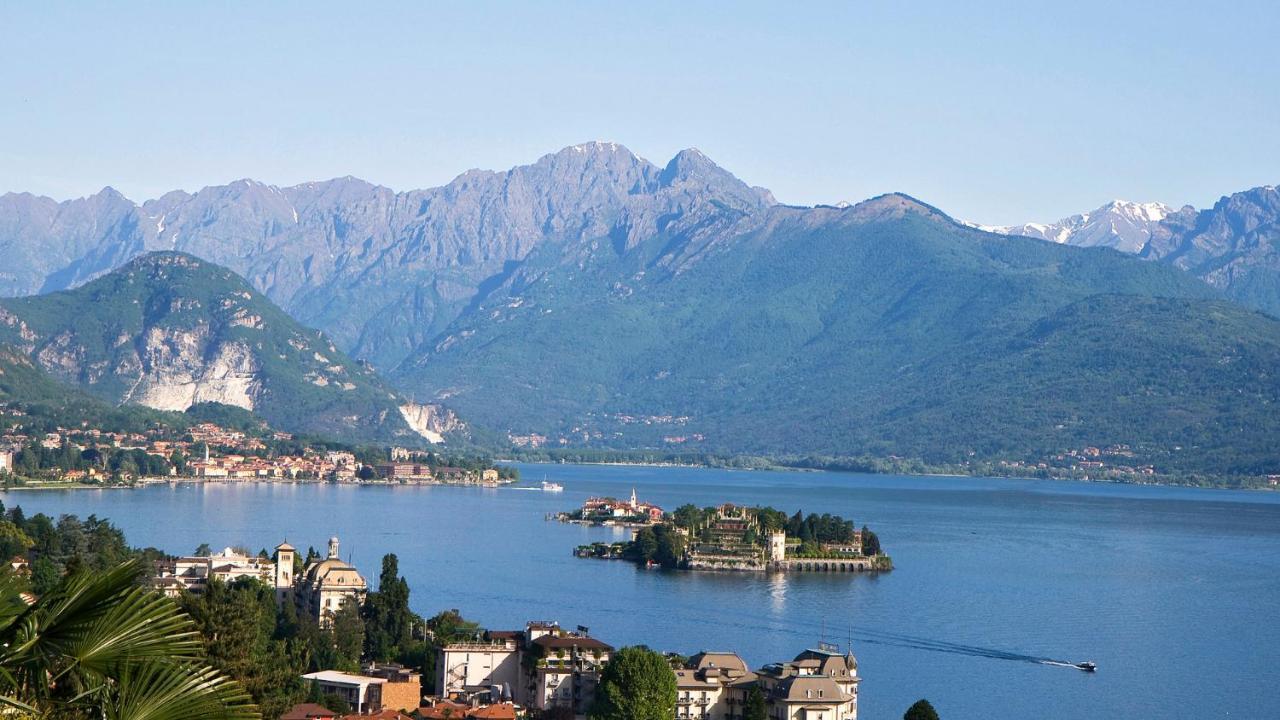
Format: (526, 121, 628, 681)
(0, 142, 775, 370)
(1, 142, 1277, 477)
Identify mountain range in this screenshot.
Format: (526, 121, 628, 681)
(976, 187, 1280, 315)
(0, 143, 1277, 478)
(0, 142, 774, 370)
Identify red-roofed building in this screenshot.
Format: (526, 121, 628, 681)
(281, 703, 337, 720)
(416, 701, 471, 719)
(468, 702, 518, 719)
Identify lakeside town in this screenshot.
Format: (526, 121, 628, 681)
(0, 506, 869, 720)
(150, 538, 863, 719)
(0, 409, 888, 717)
(0, 406, 515, 488)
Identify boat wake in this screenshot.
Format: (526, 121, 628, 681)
(849, 628, 1052, 664)
(761, 618, 1092, 670)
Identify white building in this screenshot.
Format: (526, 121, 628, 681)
(675, 645, 859, 720)
(675, 652, 756, 720)
(436, 621, 612, 716)
(527, 629, 612, 714)
(0, 449, 12, 473)
(277, 536, 367, 628)
(301, 671, 385, 714)
(152, 547, 275, 597)
(437, 631, 522, 698)
(151, 537, 368, 629)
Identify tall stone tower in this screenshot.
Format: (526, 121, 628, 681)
(274, 541, 296, 604)
(768, 531, 788, 564)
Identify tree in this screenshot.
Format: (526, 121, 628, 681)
(195, 542, 213, 557)
(29, 557, 59, 596)
(905, 698, 939, 720)
(171, 449, 188, 475)
(0, 521, 33, 562)
(425, 609, 479, 645)
(671, 504, 703, 530)
(332, 598, 365, 671)
(629, 528, 659, 565)
(0, 560, 256, 718)
(861, 526, 881, 557)
(320, 692, 351, 715)
(178, 578, 306, 718)
(652, 525, 685, 569)
(363, 553, 414, 660)
(588, 646, 676, 720)
(744, 685, 767, 720)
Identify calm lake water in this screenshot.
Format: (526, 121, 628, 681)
(3, 464, 1278, 719)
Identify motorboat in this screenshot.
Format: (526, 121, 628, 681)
(1074, 661, 1097, 672)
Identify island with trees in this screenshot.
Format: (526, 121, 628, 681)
(575, 502, 891, 573)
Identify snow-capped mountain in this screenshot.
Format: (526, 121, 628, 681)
(975, 200, 1176, 254)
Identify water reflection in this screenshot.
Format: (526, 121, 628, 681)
(768, 572, 788, 614)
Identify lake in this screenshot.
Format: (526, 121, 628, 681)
(4, 464, 1278, 719)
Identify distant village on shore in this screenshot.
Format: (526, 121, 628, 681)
(0, 407, 513, 488)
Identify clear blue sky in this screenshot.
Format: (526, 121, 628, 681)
(1, 1, 1277, 223)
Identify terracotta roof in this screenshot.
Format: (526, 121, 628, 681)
(468, 703, 518, 719)
(281, 703, 336, 720)
(416, 701, 470, 719)
(342, 711, 411, 720)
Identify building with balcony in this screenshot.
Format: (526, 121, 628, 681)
(436, 620, 612, 717)
(674, 644, 859, 720)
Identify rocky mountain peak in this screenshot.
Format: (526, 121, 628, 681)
(843, 192, 948, 222)
(978, 198, 1175, 254)
(656, 148, 775, 213)
(536, 141, 651, 176)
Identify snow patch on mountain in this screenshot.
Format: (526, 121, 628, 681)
(972, 200, 1176, 254)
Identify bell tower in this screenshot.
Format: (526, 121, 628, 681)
(274, 541, 296, 604)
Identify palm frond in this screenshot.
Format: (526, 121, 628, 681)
(102, 662, 260, 720)
(1, 561, 202, 701)
(0, 692, 39, 714)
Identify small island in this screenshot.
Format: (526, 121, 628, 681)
(575, 502, 892, 573)
(555, 489, 666, 527)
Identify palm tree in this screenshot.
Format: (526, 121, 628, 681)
(0, 560, 258, 719)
